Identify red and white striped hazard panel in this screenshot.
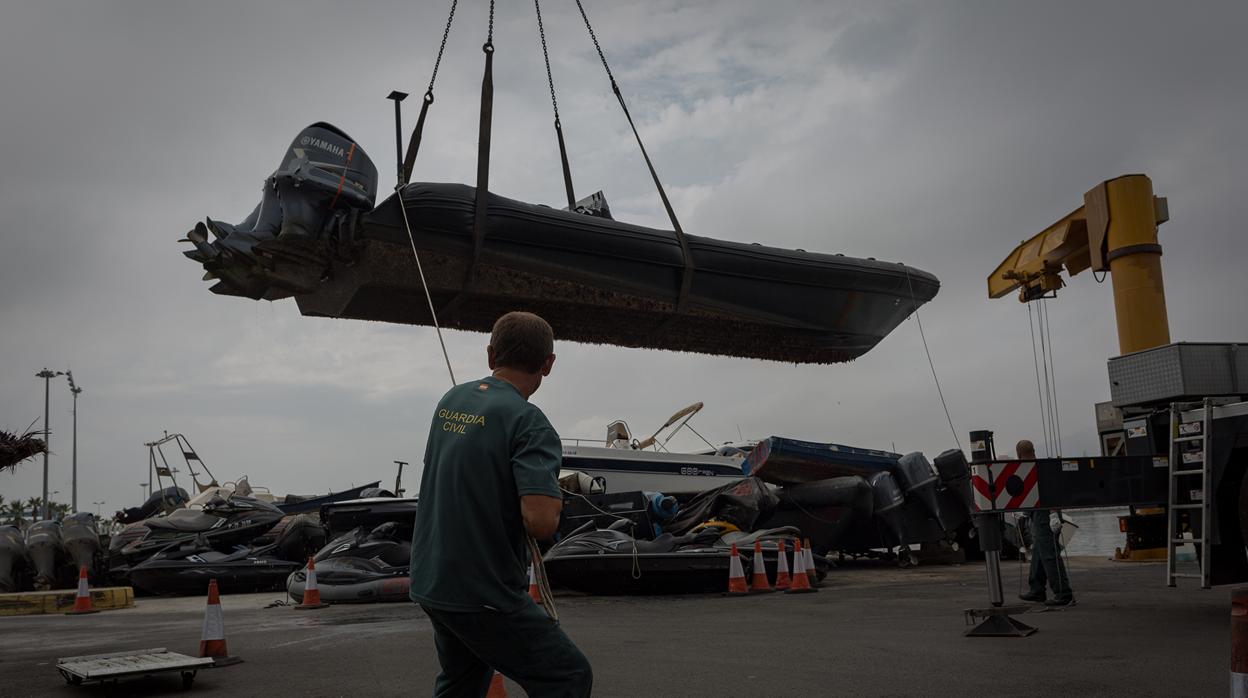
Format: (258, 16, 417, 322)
(970, 461, 1040, 511)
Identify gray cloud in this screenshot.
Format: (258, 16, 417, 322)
(2, 1, 1245, 512)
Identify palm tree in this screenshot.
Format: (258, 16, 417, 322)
(26, 497, 42, 522)
(52, 502, 71, 520)
(3, 501, 20, 526)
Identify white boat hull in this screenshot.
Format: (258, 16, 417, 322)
(561, 445, 745, 495)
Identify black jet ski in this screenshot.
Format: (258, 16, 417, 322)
(109, 494, 285, 574)
(0, 525, 29, 592)
(286, 522, 411, 604)
(319, 497, 418, 538)
(129, 542, 301, 596)
(25, 520, 63, 590)
(60, 512, 101, 574)
(116, 486, 190, 525)
(543, 523, 811, 595)
(182, 123, 939, 365)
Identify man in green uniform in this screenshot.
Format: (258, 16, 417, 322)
(1015, 439, 1074, 607)
(410, 311, 592, 697)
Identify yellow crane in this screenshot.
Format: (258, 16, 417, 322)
(987, 173, 1171, 355)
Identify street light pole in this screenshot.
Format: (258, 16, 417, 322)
(66, 371, 83, 513)
(36, 368, 64, 521)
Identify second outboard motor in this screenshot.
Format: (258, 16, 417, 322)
(0, 525, 29, 592)
(61, 512, 101, 573)
(868, 471, 907, 546)
(933, 448, 974, 516)
(894, 452, 944, 528)
(25, 520, 63, 591)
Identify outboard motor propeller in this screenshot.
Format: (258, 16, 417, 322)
(184, 122, 378, 300)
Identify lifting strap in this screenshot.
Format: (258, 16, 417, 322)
(575, 0, 695, 314)
(401, 0, 458, 184)
(535, 0, 577, 209)
(440, 1, 495, 320)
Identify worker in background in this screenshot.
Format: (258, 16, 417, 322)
(1016, 439, 1075, 607)
(409, 311, 593, 697)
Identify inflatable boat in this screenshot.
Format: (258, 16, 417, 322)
(286, 523, 411, 604)
(183, 123, 940, 364)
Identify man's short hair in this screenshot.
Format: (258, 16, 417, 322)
(490, 311, 554, 373)
(1016, 439, 1036, 458)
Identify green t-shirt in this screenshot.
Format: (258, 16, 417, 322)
(409, 376, 562, 612)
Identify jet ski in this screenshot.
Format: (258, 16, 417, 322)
(0, 525, 29, 592)
(319, 497, 418, 538)
(116, 486, 190, 525)
(182, 123, 940, 365)
(108, 493, 285, 575)
(60, 512, 102, 574)
(129, 542, 301, 596)
(542, 523, 811, 595)
(25, 520, 63, 590)
(286, 522, 411, 604)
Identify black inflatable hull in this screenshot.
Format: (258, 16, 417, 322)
(293, 184, 939, 364)
(543, 550, 734, 595)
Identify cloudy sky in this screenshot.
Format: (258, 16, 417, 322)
(2, 1, 1245, 515)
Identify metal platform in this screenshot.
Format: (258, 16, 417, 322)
(56, 648, 215, 689)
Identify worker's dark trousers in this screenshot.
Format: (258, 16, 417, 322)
(1028, 510, 1073, 600)
(421, 601, 593, 698)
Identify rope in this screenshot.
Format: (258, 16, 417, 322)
(904, 268, 961, 450)
(1027, 303, 1052, 457)
(396, 187, 457, 387)
(1042, 300, 1062, 454)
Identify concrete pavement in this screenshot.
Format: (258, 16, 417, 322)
(0, 557, 1228, 697)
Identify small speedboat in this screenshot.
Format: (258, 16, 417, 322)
(287, 523, 411, 604)
(319, 497, 418, 538)
(25, 521, 63, 590)
(181, 123, 939, 365)
(744, 437, 901, 485)
(60, 512, 101, 574)
(0, 525, 29, 592)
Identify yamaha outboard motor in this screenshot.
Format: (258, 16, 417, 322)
(933, 448, 974, 516)
(0, 526, 29, 593)
(25, 520, 63, 591)
(894, 452, 943, 528)
(184, 122, 378, 300)
(867, 471, 907, 546)
(61, 512, 101, 573)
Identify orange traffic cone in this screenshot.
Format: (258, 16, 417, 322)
(528, 564, 542, 604)
(295, 556, 329, 610)
(804, 538, 818, 586)
(786, 539, 817, 594)
(774, 540, 792, 591)
(726, 543, 749, 595)
(199, 579, 229, 658)
(65, 565, 99, 615)
(487, 671, 508, 697)
(749, 541, 773, 593)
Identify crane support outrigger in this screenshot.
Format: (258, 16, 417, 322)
(982, 174, 1248, 588)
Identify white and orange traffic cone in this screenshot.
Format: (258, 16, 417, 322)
(487, 671, 508, 697)
(726, 543, 749, 595)
(528, 564, 542, 604)
(804, 538, 818, 586)
(749, 541, 773, 593)
(295, 556, 329, 610)
(774, 540, 792, 591)
(65, 565, 99, 615)
(786, 539, 817, 594)
(199, 579, 229, 659)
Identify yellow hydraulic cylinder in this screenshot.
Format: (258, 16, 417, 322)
(1086, 175, 1170, 355)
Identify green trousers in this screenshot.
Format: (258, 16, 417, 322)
(421, 602, 592, 698)
(1028, 509, 1073, 600)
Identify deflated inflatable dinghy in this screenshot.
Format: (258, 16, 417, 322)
(183, 123, 940, 364)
